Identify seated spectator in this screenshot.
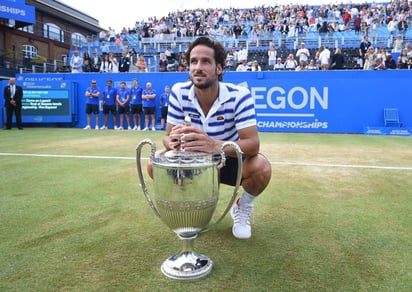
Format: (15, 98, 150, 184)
(384, 54, 397, 69)
(295, 60, 306, 71)
(273, 58, 285, 70)
(177, 52, 188, 72)
(250, 60, 262, 72)
(397, 49, 408, 69)
(284, 54, 297, 70)
(306, 59, 319, 70)
(407, 58, 412, 69)
(363, 47, 376, 70)
(236, 59, 250, 72)
(373, 57, 385, 70)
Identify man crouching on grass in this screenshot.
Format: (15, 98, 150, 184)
(148, 36, 271, 239)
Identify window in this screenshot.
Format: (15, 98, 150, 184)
(71, 32, 87, 48)
(18, 24, 34, 34)
(22, 45, 38, 58)
(43, 23, 64, 42)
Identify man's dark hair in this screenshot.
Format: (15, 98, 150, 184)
(185, 36, 227, 81)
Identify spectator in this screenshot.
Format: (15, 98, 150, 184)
(387, 18, 397, 36)
(108, 52, 119, 73)
(363, 47, 376, 70)
(373, 57, 385, 70)
(330, 48, 345, 69)
(226, 47, 237, 70)
(118, 50, 130, 72)
(384, 54, 397, 70)
(100, 54, 113, 73)
(397, 49, 408, 69)
(177, 52, 188, 72)
(70, 50, 83, 73)
(83, 79, 100, 130)
(397, 17, 408, 35)
(267, 45, 277, 68)
(90, 50, 102, 73)
(135, 55, 147, 72)
(353, 15, 362, 34)
(392, 34, 404, 53)
(295, 60, 306, 71)
(407, 58, 412, 69)
(237, 44, 248, 64)
(100, 41, 110, 55)
(306, 59, 319, 70)
(142, 82, 157, 131)
(251, 60, 262, 71)
(273, 57, 285, 70)
(130, 78, 143, 130)
(236, 59, 250, 71)
(159, 53, 168, 72)
(406, 43, 412, 59)
(116, 81, 131, 130)
(100, 79, 118, 130)
(284, 54, 297, 70)
(377, 47, 389, 62)
(319, 46, 331, 70)
(82, 51, 92, 72)
(295, 42, 310, 65)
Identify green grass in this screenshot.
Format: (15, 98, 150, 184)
(1, 128, 411, 291)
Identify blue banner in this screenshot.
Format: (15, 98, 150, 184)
(0, 0, 35, 24)
(1, 70, 410, 133)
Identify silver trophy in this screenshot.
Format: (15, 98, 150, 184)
(136, 138, 242, 280)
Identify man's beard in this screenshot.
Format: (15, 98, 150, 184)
(190, 69, 219, 90)
(192, 78, 214, 89)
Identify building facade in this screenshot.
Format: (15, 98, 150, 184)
(0, 0, 103, 77)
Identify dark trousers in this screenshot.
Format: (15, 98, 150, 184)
(5, 105, 22, 129)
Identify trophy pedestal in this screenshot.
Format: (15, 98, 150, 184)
(161, 234, 213, 280)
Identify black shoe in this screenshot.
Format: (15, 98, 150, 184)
(18, 127, 23, 130)
(4, 128, 11, 130)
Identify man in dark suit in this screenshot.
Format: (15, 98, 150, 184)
(118, 50, 130, 72)
(3, 77, 23, 130)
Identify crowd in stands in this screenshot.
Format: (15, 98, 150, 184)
(72, 0, 412, 72)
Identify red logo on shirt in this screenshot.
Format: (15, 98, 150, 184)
(217, 116, 224, 121)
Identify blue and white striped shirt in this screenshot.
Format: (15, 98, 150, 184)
(168, 81, 256, 142)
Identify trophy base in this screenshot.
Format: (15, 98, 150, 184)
(161, 251, 213, 280)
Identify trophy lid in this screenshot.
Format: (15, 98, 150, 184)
(156, 150, 214, 167)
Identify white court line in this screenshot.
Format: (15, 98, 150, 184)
(1, 152, 412, 171)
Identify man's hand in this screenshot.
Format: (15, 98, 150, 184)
(168, 124, 220, 154)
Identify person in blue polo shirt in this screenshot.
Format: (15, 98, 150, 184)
(159, 85, 170, 130)
(142, 82, 157, 131)
(129, 78, 143, 130)
(116, 81, 131, 130)
(100, 79, 118, 130)
(83, 79, 100, 130)
(152, 36, 272, 240)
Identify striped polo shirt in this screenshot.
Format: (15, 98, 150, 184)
(168, 81, 256, 142)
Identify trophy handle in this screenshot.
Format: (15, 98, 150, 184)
(136, 138, 162, 219)
(211, 141, 243, 226)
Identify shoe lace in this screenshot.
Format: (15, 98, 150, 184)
(235, 203, 254, 225)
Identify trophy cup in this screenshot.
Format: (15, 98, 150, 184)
(136, 138, 242, 280)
